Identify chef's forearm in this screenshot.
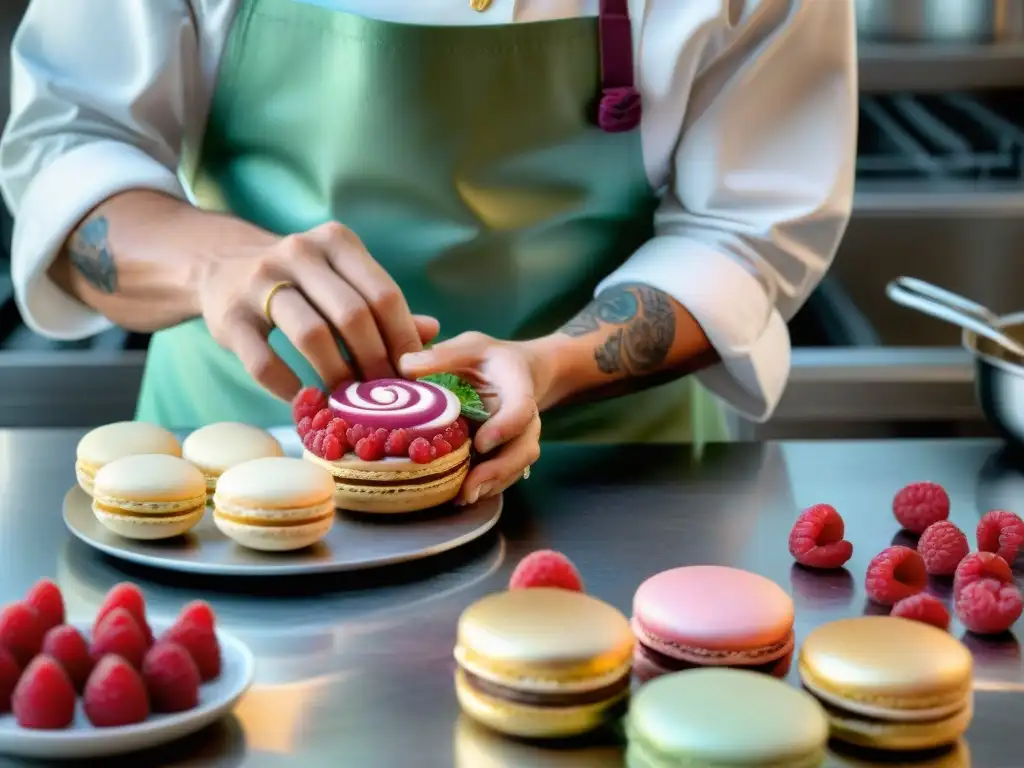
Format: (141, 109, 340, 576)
(48, 190, 276, 332)
(526, 284, 718, 411)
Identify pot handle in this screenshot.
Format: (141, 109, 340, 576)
(886, 276, 1024, 359)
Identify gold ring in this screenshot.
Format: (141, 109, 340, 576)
(262, 281, 294, 324)
(522, 466, 531, 481)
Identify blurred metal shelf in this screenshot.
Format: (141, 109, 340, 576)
(860, 42, 1024, 92)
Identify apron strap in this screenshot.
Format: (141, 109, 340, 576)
(598, 0, 642, 133)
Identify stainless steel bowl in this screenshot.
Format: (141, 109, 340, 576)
(968, 315, 1024, 447)
(855, 0, 1024, 43)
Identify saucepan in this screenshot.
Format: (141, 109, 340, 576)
(886, 276, 1024, 446)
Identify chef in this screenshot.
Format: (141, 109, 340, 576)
(0, 0, 855, 505)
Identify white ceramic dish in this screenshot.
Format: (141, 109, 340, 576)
(0, 622, 255, 760)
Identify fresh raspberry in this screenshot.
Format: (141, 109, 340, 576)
(917, 521, 970, 576)
(42, 625, 94, 691)
(432, 435, 453, 457)
(311, 430, 327, 457)
(291, 386, 327, 424)
(788, 504, 853, 569)
(385, 428, 410, 457)
(510, 550, 584, 592)
(310, 408, 333, 432)
(142, 642, 200, 713)
(84, 655, 150, 727)
(408, 437, 436, 464)
(302, 428, 318, 453)
(161, 617, 221, 681)
(953, 551, 1013, 595)
(95, 582, 152, 645)
(322, 433, 344, 461)
(355, 429, 388, 461)
(892, 482, 950, 534)
(865, 546, 928, 605)
(12, 656, 76, 729)
(955, 578, 1023, 635)
(457, 417, 470, 435)
(977, 510, 1024, 565)
(91, 608, 148, 670)
(296, 416, 314, 439)
(891, 593, 950, 630)
(325, 418, 349, 441)
(24, 579, 64, 634)
(346, 424, 369, 447)
(178, 601, 216, 630)
(442, 423, 467, 449)
(0, 602, 44, 666)
(0, 647, 19, 714)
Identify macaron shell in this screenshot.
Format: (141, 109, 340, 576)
(213, 512, 334, 552)
(92, 505, 204, 540)
(76, 421, 181, 465)
(182, 422, 284, 474)
(92, 454, 207, 504)
(216, 457, 336, 509)
(824, 697, 972, 752)
(75, 461, 97, 496)
(798, 616, 973, 718)
(626, 668, 828, 767)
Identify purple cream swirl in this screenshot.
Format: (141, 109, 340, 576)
(328, 378, 460, 432)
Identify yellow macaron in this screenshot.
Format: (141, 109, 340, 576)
(182, 422, 284, 500)
(799, 616, 973, 751)
(91, 454, 207, 540)
(76, 421, 181, 496)
(213, 457, 336, 552)
(454, 588, 633, 739)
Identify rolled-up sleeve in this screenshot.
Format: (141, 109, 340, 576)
(0, 0, 206, 340)
(596, 0, 857, 422)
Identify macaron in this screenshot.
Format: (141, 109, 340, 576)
(213, 457, 336, 551)
(799, 616, 973, 751)
(631, 566, 794, 681)
(76, 421, 181, 496)
(91, 454, 206, 540)
(454, 588, 633, 739)
(182, 422, 284, 500)
(626, 669, 829, 768)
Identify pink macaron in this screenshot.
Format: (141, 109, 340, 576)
(631, 565, 795, 682)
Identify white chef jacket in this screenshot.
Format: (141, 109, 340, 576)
(0, 0, 857, 422)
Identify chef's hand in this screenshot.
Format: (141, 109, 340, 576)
(197, 222, 439, 400)
(399, 332, 547, 506)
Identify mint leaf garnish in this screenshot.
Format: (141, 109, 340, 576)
(419, 373, 490, 422)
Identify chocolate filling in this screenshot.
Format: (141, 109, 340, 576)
(461, 669, 630, 708)
(637, 640, 792, 676)
(338, 459, 468, 488)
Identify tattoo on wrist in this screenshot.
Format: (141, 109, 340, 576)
(67, 216, 117, 293)
(559, 284, 676, 376)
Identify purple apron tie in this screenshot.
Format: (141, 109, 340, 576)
(598, 0, 642, 133)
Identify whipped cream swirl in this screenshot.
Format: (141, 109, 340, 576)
(328, 378, 461, 434)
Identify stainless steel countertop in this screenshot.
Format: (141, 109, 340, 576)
(1, 431, 1022, 767)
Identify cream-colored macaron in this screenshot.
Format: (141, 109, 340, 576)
(91, 454, 207, 540)
(76, 421, 181, 496)
(213, 457, 336, 552)
(182, 422, 284, 500)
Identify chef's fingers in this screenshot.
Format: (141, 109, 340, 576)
(397, 330, 486, 378)
(413, 315, 441, 345)
(264, 283, 353, 388)
(473, 348, 537, 455)
(308, 222, 425, 368)
(222, 320, 302, 401)
(458, 414, 541, 505)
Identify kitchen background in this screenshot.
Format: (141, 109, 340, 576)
(1, 1, 1023, 438)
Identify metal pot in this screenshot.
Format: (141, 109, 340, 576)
(887, 277, 1024, 446)
(855, 0, 1024, 43)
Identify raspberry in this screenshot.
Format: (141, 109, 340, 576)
(457, 417, 470, 435)
(310, 408, 333, 432)
(42, 625, 94, 691)
(326, 418, 349, 440)
(953, 551, 1013, 595)
(917, 521, 970, 576)
(161, 617, 221, 681)
(24, 579, 64, 634)
(977, 510, 1024, 565)
(311, 430, 327, 457)
(891, 593, 950, 630)
(865, 546, 928, 605)
(0, 647, 19, 714)
(443, 422, 467, 449)
(955, 578, 1023, 635)
(302, 429, 318, 453)
(432, 435, 453, 457)
(892, 482, 950, 533)
(178, 601, 216, 630)
(355, 431, 387, 461)
(346, 424, 369, 447)
(91, 608, 148, 670)
(296, 416, 314, 439)
(408, 437, 436, 464)
(291, 386, 327, 424)
(0, 602, 44, 666)
(12, 656, 76, 729)
(788, 504, 854, 570)
(84, 655, 150, 727)
(322, 433, 344, 461)
(142, 642, 200, 713)
(385, 428, 410, 457)
(510, 550, 584, 592)
(95, 582, 152, 645)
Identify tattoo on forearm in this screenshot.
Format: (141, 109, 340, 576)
(67, 217, 117, 293)
(559, 285, 676, 376)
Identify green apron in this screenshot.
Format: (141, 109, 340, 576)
(136, 0, 729, 444)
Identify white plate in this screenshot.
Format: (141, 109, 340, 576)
(0, 622, 255, 760)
